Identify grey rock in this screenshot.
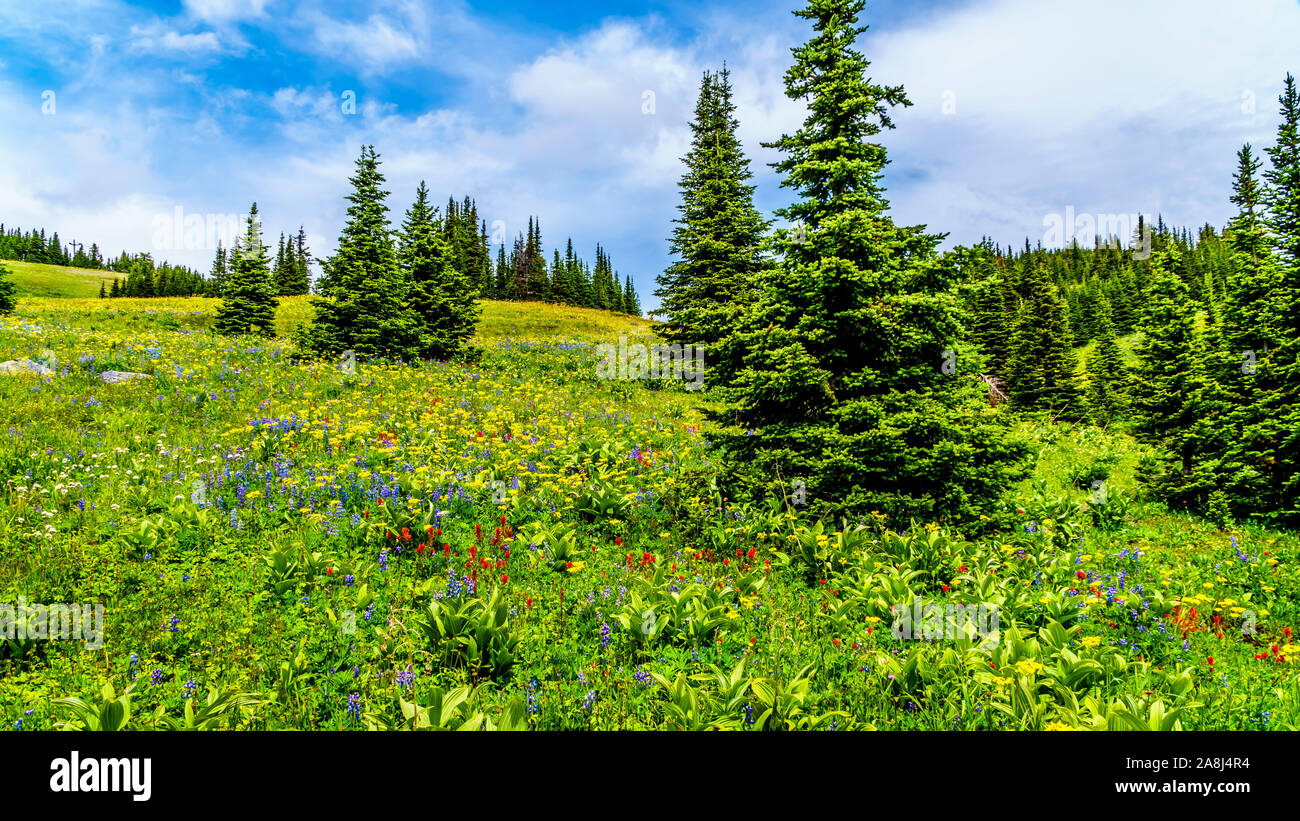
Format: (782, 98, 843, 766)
(99, 370, 152, 384)
(0, 359, 54, 376)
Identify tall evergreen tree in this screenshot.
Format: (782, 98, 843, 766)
(398, 181, 480, 359)
(656, 66, 769, 386)
(1264, 74, 1300, 274)
(1005, 263, 1083, 416)
(209, 243, 228, 297)
(623, 274, 640, 316)
(957, 244, 1011, 374)
(1131, 248, 1207, 507)
(214, 203, 278, 337)
(494, 244, 507, 299)
(290, 226, 314, 295)
(0, 262, 16, 315)
(1084, 296, 1130, 424)
(273, 233, 288, 294)
(299, 145, 416, 359)
(710, 0, 1029, 524)
(1259, 74, 1300, 521)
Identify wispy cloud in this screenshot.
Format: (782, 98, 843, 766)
(129, 23, 225, 55)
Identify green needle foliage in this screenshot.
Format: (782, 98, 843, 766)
(1085, 296, 1129, 425)
(213, 203, 278, 338)
(710, 0, 1029, 525)
(0, 262, 16, 315)
(656, 65, 769, 387)
(299, 145, 418, 361)
(399, 181, 480, 360)
(1005, 262, 1083, 418)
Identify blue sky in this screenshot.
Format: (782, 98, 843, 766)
(2, 0, 1298, 310)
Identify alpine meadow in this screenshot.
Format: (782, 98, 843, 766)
(5, 0, 1300, 744)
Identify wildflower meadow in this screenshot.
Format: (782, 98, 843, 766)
(1, 295, 1296, 732)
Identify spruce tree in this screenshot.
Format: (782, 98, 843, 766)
(1264, 74, 1300, 273)
(0, 262, 16, 315)
(214, 203, 278, 337)
(656, 66, 768, 386)
(1005, 263, 1083, 416)
(623, 275, 640, 316)
(398, 181, 480, 359)
(711, 0, 1028, 524)
(1262, 75, 1300, 518)
(493, 244, 507, 299)
(210, 244, 228, 297)
(273, 233, 288, 294)
(1084, 296, 1129, 424)
(1131, 248, 1207, 507)
(509, 232, 529, 300)
(959, 244, 1011, 374)
(300, 146, 416, 359)
(290, 226, 313, 295)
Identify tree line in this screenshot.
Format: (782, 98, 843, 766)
(213, 149, 642, 361)
(335, 192, 642, 314)
(0, 223, 207, 297)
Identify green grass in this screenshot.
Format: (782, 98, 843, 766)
(1, 264, 1296, 733)
(3, 259, 659, 343)
(3, 260, 117, 299)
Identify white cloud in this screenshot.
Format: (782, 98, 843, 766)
(865, 0, 1300, 246)
(129, 24, 224, 55)
(306, 12, 422, 72)
(182, 0, 270, 25)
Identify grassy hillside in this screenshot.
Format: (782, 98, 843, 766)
(2, 259, 116, 299)
(2, 260, 659, 343)
(12, 294, 657, 345)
